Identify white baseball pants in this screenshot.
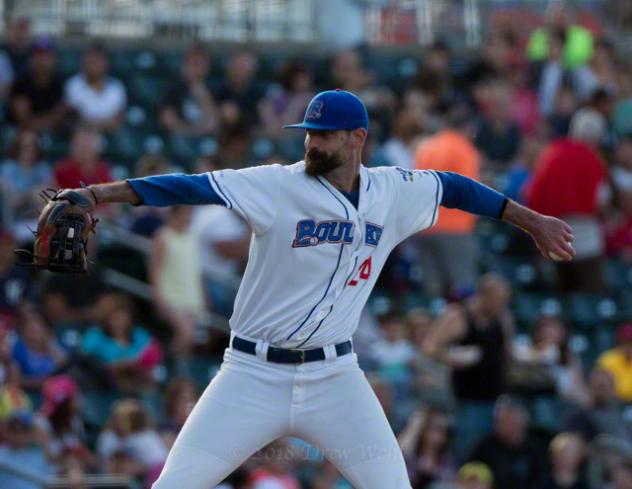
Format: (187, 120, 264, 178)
(152, 338, 412, 488)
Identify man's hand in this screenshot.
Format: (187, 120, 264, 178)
(502, 200, 575, 261)
(528, 214, 576, 261)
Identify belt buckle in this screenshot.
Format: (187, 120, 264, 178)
(295, 349, 305, 364)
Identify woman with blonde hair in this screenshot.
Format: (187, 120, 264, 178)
(544, 432, 588, 489)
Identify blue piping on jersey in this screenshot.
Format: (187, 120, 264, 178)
(210, 173, 233, 209)
(366, 175, 371, 191)
(286, 240, 344, 342)
(315, 177, 351, 220)
(286, 177, 350, 342)
(297, 303, 334, 348)
(428, 170, 441, 225)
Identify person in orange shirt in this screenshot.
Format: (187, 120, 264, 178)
(414, 108, 481, 297)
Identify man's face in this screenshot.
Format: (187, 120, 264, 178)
(304, 130, 350, 177)
(32, 50, 56, 74)
(495, 405, 527, 445)
(590, 369, 615, 405)
(83, 51, 107, 81)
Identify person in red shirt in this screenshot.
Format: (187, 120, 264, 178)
(527, 108, 608, 292)
(54, 126, 112, 188)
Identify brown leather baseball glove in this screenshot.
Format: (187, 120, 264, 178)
(16, 189, 98, 273)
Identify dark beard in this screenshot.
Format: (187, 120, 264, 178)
(305, 147, 344, 176)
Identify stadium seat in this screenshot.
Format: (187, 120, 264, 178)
(57, 48, 82, 78)
(511, 292, 562, 329)
(564, 293, 619, 330)
(105, 127, 148, 166)
(128, 75, 171, 112)
(166, 135, 218, 167)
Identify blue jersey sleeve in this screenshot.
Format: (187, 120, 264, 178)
(436, 171, 508, 219)
(126, 173, 227, 207)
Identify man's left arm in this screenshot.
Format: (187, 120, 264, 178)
(437, 171, 575, 261)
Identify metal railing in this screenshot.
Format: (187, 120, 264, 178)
(1, 0, 615, 47)
(3, 0, 318, 42)
(0, 457, 133, 488)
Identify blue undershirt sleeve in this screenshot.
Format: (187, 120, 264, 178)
(126, 173, 227, 207)
(436, 171, 508, 219)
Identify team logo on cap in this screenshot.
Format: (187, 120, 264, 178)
(306, 100, 324, 120)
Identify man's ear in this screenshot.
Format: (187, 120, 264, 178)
(352, 128, 368, 147)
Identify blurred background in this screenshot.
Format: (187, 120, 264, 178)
(0, 0, 632, 488)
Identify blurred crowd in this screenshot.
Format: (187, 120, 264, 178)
(1, 4, 632, 489)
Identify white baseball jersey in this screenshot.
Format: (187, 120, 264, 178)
(207, 161, 442, 349)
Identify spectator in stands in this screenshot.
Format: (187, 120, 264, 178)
(562, 368, 632, 450)
(373, 106, 425, 169)
(259, 60, 314, 142)
(527, 3, 593, 69)
(406, 309, 452, 409)
(597, 323, 632, 403)
(502, 136, 545, 205)
(398, 407, 456, 487)
(463, 30, 517, 99)
(0, 49, 14, 102)
(423, 274, 515, 461)
(0, 322, 31, 421)
(191, 198, 249, 317)
(0, 231, 33, 324)
(12, 307, 68, 391)
(415, 40, 456, 113)
(507, 59, 541, 137)
(330, 48, 395, 134)
(159, 377, 198, 449)
(7, 37, 66, 131)
(38, 272, 106, 331)
(455, 462, 494, 489)
(608, 461, 632, 489)
(474, 79, 522, 170)
(547, 85, 580, 139)
(216, 49, 263, 130)
(531, 29, 574, 119)
(64, 41, 127, 132)
(574, 38, 618, 102)
(511, 315, 587, 404)
(543, 433, 588, 489)
(414, 106, 480, 297)
(160, 43, 218, 136)
(54, 126, 112, 188)
(97, 399, 168, 485)
(527, 108, 609, 292)
(371, 314, 416, 382)
(1, 17, 32, 78)
(469, 395, 543, 489)
(1, 129, 52, 222)
(81, 293, 162, 392)
(605, 136, 632, 258)
(612, 64, 632, 137)
(34, 375, 96, 469)
(150, 206, 205, 359)
(0, 410, 52, 489)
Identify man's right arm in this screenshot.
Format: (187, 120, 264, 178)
(77, 173, 227, 207)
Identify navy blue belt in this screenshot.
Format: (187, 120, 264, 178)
(231, 336, 352, 364)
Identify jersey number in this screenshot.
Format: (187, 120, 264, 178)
(348, 257, 372, 286)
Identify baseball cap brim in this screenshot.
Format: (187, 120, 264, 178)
(283, 122, 349, 130)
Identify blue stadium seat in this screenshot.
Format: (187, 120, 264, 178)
(564, 293, 619, 330)
(511, 292, 562, 328)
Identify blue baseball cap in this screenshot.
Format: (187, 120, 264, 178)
(284, 89, 369, 131)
